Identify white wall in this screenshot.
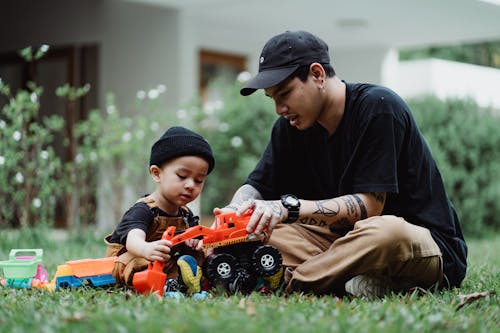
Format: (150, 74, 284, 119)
(100, 1, 182, 114)
(0, 0, 184, 115)
(393, 58, 500, 110)
(332, 46, 393, 84)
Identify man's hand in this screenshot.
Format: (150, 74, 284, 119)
(213, 204, 239, 216)
(239, 199, 285, 236)
(185, 238, 201, 250)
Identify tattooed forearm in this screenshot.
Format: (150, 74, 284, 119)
(230, 184, 262, 205)
(342, 196, 358, 218)
(313, 200, 340, 217)
(369, 192, 386, 204)
(299, 194, 372, 232)
(299, 216, 328, 227)
(352, 194, 368, 220)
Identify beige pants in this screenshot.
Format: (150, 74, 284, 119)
(267, 215, 442, 295)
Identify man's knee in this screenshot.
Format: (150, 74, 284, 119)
(353, 215, 417, 260)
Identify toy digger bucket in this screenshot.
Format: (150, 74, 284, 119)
(132, 226, 176, 296)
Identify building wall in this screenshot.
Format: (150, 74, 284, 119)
(0, 0, 183, 115)
(99, 1, 182, 114)
(393, 59, 500, 110)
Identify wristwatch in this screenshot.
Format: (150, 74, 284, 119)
(280, 194, 301, 224)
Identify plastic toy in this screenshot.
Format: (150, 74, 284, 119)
(0, 249, 117, 291)
(133, 226, 176, 296)
(0, 249, 49, 289)
(162, 254, 209, 299)
(51, 256, 117, 290)
(133, 210, 282, 296)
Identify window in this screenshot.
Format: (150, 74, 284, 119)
(199, 49, 246, 101)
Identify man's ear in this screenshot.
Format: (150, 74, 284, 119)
(310, 63, 326, 80)
(150, 165, 161, 182)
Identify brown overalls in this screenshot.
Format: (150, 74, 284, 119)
(104, 197, 204, 287)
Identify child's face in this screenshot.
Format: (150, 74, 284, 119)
(150, 156, 209, 210)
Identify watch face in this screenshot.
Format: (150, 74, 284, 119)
(286, 196, 299, 206)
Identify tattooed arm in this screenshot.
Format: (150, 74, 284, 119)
(301, 192, 386, 233)
(227, 184, 263, 208)
(213, 184, 264, 214)
(239, 191, 386, 236)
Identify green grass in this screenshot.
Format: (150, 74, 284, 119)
(1, 228, 498, 333)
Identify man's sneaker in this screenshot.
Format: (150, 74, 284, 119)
(344, 275, 392, 299)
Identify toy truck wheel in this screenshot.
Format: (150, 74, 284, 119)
(229, 268, 257, 295)
(204, 253, 238, 286)
(251, 245, 282, 276)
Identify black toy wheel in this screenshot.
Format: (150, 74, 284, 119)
(228, 268, 257, 295)
(251, 245, 282, 276)
(204, 253, 238, 286)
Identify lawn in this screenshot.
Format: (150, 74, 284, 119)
(0, 227, 498, 333)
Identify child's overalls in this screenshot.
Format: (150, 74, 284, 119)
(104, 197, 203, 287)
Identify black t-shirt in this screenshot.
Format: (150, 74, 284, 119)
(108, 201, 198, 245)
(246, 82, 467, 287)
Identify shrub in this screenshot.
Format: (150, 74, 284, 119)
(0, 55, 65, 228)
(75, 91, 175, 226)
(0, 45, 173, 229)
(177, 79, 276, 214)
(408, 96, 500, 237)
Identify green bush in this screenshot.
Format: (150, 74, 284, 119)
(0, 68, 65, 228)
(408, 96, 500, 237)
(177, 80, 276, 213)
(0, 45, 174, 228)
(74, 92, 175, 224)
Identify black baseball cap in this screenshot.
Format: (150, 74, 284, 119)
(240, 31, 330, 96)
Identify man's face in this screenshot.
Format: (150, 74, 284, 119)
(264, 72, 323, 130)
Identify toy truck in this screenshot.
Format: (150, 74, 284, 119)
(51, 257, 117, 291)
(0, 249, 116, 291)
(133, 210, 283, 295)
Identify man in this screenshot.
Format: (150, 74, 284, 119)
(218, 30, 467, 298)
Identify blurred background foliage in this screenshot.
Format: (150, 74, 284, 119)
(408, 96, 500, 237)
(400, 40, 500, 69)
(175, 78, 276, 214)
(0, 45, 499, 238)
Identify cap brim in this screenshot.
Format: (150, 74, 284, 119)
(240, 65, 300, 96)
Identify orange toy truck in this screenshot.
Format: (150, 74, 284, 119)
(133, 210, 282, 295)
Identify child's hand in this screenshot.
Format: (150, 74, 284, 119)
(196, 239, 204, 251)
(141, 239, 172, 262)
(185, 238, 200, 250)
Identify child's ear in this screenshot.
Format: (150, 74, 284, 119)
(150, 165, 161, 181)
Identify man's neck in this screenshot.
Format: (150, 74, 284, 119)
(317, 77, 346, 136)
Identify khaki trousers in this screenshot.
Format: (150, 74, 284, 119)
(267, 215, 442, 295)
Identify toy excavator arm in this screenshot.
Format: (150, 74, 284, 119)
(168, 225, 214, 246)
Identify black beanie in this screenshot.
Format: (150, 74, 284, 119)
(149, 126, 215, 174)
